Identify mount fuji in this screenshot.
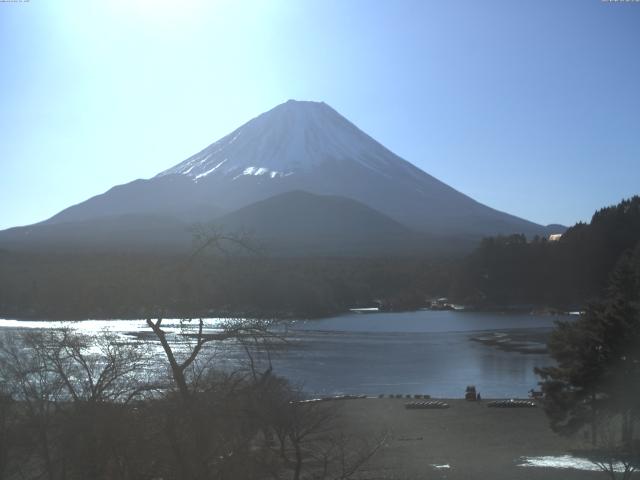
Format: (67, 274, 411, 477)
(0, 100, 559, 254)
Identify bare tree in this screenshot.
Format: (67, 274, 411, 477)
(0, 329, 155, 480)
(581, 413, 639, 480)
(264, 394, 384, 480)
(28, 328, 151, 405)
(0, 382, 16, 480)
(0, 331, 66, 480)
(145, 317, 273, 400)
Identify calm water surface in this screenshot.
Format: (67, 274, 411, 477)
(279, 310, 559, 398)
(0, 310, 563, 398)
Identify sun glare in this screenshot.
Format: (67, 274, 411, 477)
(110, 0, 207, 23)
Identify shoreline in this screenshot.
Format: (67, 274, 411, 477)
(0, 305, 583, 323)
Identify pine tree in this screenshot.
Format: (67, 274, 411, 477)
(536, 243, 640, 447)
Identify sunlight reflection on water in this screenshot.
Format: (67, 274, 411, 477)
(0, 311, 563, 397)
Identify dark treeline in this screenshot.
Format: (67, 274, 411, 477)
(452, 196, 640, 309)
(534, 241, 640, 478)
(1, 196, 639, 320)
(0, 252, 453, 320)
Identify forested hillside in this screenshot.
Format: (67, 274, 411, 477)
(1, 197, 638, 320)
(0, 252, 451, 320)
(451, 196, 640, 308)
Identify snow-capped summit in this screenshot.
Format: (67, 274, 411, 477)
(156, 100, 415, 183)
(28, 99, 552, 246)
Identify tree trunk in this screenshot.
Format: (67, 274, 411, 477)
(293, 440, 302, 480)
(146, 319, 190, 400)
(622, 409, 633, 446)
(591, 392, 598, 446)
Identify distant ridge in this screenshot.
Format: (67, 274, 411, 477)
(212, 191, 426, 255)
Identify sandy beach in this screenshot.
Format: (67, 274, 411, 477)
(336, 398, 605, 480)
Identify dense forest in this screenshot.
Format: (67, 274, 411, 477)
(0, 252, 452, 320)
(452, 196, 640, 309)
(0, 196, 638, 320)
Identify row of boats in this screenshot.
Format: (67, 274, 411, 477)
(380, 394, 432, 399)
(405, 401, 450, 409)
(487, 399, 537, 408)
(297, 395, 539, 407)
(297, 394, 367, 403)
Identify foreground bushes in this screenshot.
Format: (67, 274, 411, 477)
(0, 323, 380, 480)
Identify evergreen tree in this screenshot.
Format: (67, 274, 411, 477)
(536, 243, 640, 447)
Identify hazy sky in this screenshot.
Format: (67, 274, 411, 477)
(1, 0, 639, 230)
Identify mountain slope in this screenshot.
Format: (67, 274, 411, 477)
(0, 214, 194, 253)
(150, 100, 545, 237)
(212, 191, 426, 255)
(2, 99, 557, 254)
(0, 192, 429, 256)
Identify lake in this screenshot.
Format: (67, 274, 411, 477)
(0, 310, 564, 398)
